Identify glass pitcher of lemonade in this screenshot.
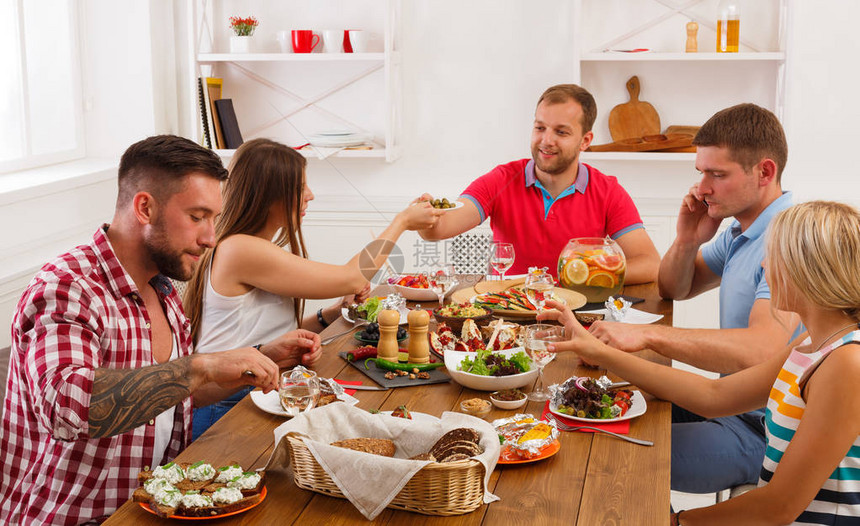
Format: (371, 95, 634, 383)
(557, 237, 626, 303)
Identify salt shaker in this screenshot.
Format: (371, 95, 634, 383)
(376, 309, 401, 362)
(407, 308, 430, 364)
(686, 21, 698, 53)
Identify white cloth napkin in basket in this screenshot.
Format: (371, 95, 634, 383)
(266, 403, 500, 520)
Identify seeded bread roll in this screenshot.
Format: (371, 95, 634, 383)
(330, 437, 396, 457)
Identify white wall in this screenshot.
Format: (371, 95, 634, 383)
(2, 1, 860, 348)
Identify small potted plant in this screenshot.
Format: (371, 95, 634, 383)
(229, 16, 259, 53)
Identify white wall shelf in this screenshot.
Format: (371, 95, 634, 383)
(198, 52, 391, 63)
(581, 52, 785, 62)
(581, 151, 696, 162)
(187, 0, 402, 162)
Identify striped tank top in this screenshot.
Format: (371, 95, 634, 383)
(762, 329, 860, 525)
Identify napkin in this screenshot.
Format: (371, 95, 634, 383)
(333, 379, 360, 396)
(265, 403, 500, 520)
(541, 401, 631, 434)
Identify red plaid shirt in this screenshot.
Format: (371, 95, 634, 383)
(0, 226, 193, 525)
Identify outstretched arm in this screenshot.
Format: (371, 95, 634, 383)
(417, 197, 482, 241)
(90, 347, 279, 438)
(588, 298, 800, 374)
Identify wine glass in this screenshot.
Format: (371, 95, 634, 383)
(489, 242, 515, 281)
(429, 264, 458, 305)
(524, 324, 564, 402)
(524, 267, 554, 311)
(279, 369, 321, 416)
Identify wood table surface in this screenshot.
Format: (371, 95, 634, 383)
(106, 280, 673, 525)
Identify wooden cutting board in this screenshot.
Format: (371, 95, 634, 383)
(588, 133, 693, 152)
(608, 76, 661, 141)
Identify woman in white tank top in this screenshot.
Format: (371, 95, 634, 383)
(184, 139, 443, 439)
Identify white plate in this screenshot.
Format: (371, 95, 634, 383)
(444, 347, 539, 391)
(250, 389, 358, 417)
(342, 306, 409, 325)
(308, 132, 373, 148)
(575, 307, 663, 325)
(315, 129, 357, 136)
(378, 410, 439, 423)
(549, 390, 647, 423)
(434, 201, 463, 211)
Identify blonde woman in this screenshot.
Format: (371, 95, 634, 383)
(185, 138, 442, 439)
(540, 201, 860, 525)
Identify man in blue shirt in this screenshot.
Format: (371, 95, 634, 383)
(589, 103, 800, 494)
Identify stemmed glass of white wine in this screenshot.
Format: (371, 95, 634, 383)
(489, 242, 515, 281)
(524, 324, 564, 402)
(524, 267, 554, 311)
(429, 264, 458, 305)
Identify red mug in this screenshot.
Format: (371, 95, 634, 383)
(292, 30, 320, 53)
(342, 29, 354, 53)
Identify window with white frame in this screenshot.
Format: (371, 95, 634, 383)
(0, 0, 84, 174)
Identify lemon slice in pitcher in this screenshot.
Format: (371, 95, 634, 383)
(562, 259, 589, 286)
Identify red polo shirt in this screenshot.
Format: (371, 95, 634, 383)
(461, 159, 643, 277)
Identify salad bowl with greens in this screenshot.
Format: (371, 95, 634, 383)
(444, 347, 538, 391)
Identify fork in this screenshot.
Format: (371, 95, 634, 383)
(546, 414, 653, 446)
(321, 318, 368, 345)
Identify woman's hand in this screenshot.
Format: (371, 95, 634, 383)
(262, 329, 323, 369)
(398, 198, 444, 231)
(536, 299, 606, 366)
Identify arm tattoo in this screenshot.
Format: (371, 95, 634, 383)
(89, 357, 194, 438)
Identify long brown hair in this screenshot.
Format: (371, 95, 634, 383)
(185, 138, 309, 344)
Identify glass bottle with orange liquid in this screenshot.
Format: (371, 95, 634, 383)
(557, 237, 626, 303)
(717, 0, 740, 53)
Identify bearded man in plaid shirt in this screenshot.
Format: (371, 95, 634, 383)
(0, 135, 321, 524)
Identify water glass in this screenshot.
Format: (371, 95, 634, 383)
(524, 324, 564, 402)
(429, 264, 458, 305)
(279, 368, 320, 416)
(524, 267, 554, 311)
(489, 242, 515, 281)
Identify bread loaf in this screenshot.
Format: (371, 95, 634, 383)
(330, 437, 396, 457)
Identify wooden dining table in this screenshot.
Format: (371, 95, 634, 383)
(106, 280, 673, 525)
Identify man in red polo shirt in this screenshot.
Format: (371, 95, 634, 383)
(418, 84, 659, 284)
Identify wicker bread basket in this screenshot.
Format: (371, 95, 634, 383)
(285, 432, 486, 516)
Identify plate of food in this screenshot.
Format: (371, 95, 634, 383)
(343, 296, 408, 325)
(422, 198, 463, 211)
(495, 414, 560, 464)
(386, 273, 442, 301)
(548, 376, 646, 423)
(135, 462, 266, 519)
(451, 277, 586, 318)
(352, 322, 407, 344)
(250, 383, 359, 417)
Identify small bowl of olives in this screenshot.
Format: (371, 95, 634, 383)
(426, 197, 462, 210)
(354, 322, 407, 344)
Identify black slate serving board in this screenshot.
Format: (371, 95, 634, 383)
(338, 351, 451, 388)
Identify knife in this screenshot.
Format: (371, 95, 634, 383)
(339, 384, 389, 391)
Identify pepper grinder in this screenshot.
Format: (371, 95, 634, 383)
(686, 21, 698, 53)
(407, 308, 430, 364)
(376, 309, 401, 362)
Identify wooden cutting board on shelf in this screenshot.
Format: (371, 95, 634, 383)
(608, 76, 661, 141)
(588, 133, 693, 152)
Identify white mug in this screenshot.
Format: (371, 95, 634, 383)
(276, 30, 291, 53)
(322, 29, 343, 53)
(347, 29, 368, 53)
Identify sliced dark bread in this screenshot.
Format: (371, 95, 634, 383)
(179, 493, 262, 517)
(429, 428, 480, 459)
(434, 440, 483, 460)
(132, 487, 152, 503)
(409, 452, 436, 461)
(439, 453, 471, 463)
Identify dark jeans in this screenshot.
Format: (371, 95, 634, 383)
(192, 385, 254, 441)
(671, 405, 767, 493)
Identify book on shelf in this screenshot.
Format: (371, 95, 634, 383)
(196, 77, 212, 148)
(215, 99, 244, 149)
(205, 78, 225, 149)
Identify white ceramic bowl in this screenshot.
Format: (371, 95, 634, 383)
(444, 348, 538, 391)
(390, 283, 439, 301)
(489, 390, 528, 410)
